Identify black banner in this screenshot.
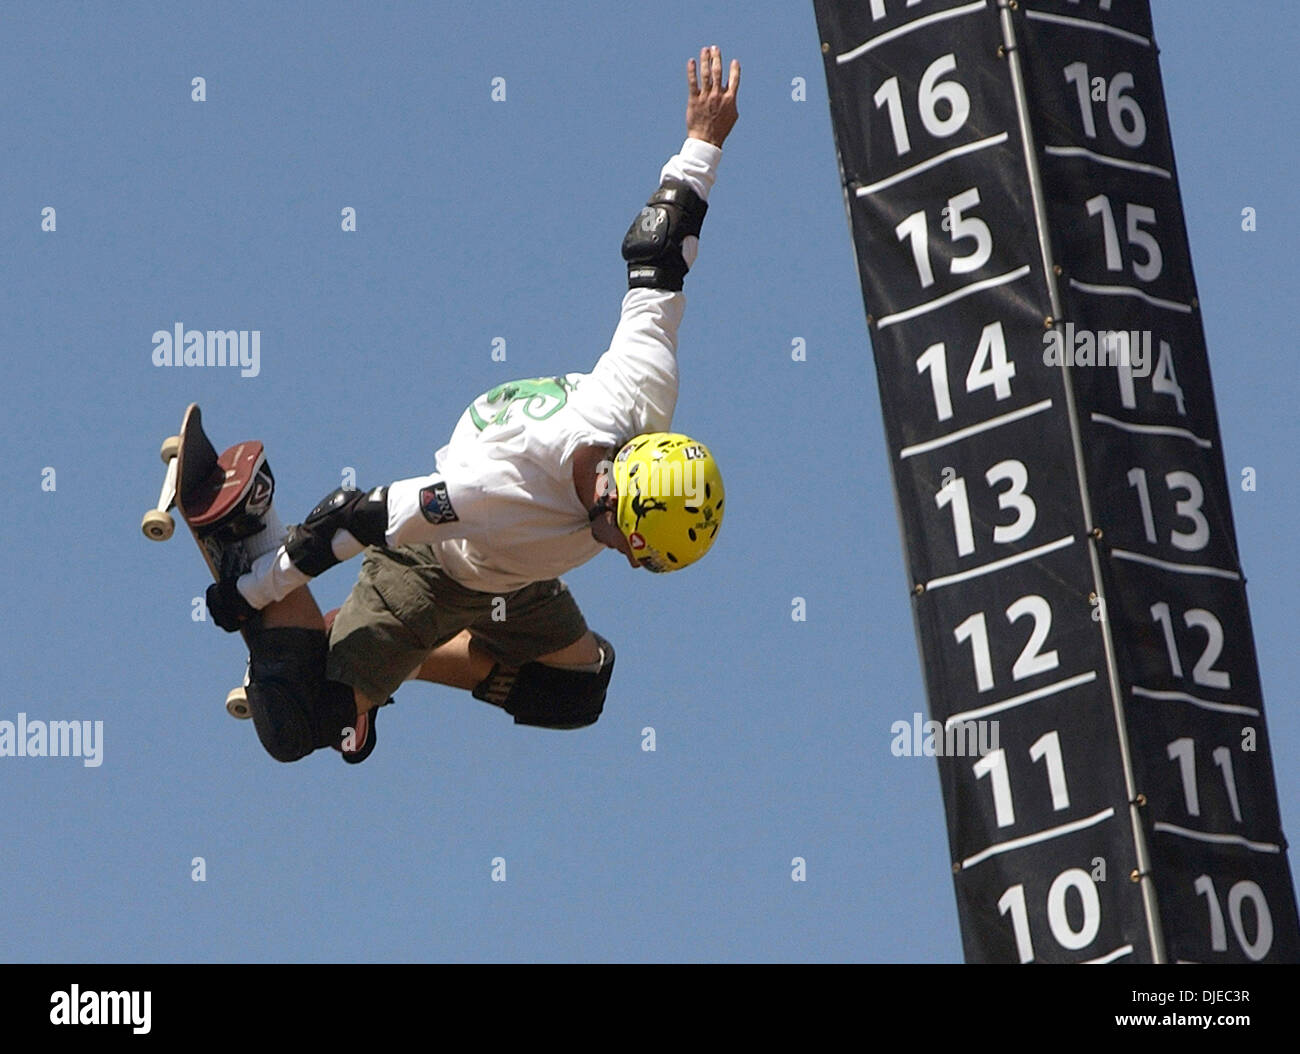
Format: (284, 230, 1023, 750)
(814, 0, 1148, 962)
(814, 0, 1298, 962)
(1016, 0, 1299, 963)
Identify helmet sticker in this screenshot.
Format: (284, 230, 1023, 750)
(629, 492, 669, 528)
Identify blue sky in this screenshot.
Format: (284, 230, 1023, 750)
(1, 0, 1296, 962)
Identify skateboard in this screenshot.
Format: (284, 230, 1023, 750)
(141, 403, 273, 720)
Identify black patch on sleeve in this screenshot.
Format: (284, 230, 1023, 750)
(419, 482, 459, 525)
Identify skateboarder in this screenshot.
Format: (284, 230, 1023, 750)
(206, 46, 740, 764)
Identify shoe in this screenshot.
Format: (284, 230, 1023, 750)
(340, 709, 376, 764)
(333, 699, 392, 765)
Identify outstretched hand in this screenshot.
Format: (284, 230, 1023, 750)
(686, 45, 740, 148)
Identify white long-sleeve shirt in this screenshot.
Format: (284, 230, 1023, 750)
(240, 137, 722, 605)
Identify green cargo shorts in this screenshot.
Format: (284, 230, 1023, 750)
(325, 544, 589, 703)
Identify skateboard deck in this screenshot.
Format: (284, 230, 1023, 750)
(142, 403, 268, 719)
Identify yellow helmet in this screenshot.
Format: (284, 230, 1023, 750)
(611, 433, 724, 572)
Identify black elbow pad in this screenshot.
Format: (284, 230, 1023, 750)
(285, 486, 389, 578)
(621, 179, 708, 291)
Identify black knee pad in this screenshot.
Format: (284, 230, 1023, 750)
(473, 635, 615, 730)
(245, 627, 356, 762)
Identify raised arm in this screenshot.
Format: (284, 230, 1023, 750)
(621, 46, 739, 292)
(581, 48, 741, 438)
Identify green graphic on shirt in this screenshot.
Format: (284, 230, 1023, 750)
(467, 376, 578, 431)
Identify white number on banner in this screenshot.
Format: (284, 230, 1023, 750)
(1008, 595, 1059, 681)
(967, 320, 1016, 401)
(1150, 602, 1231, 689)
(1126, 468, 1209, 550)
(896, 188, 992, 289)
(1116, 339, 1186, 415)
(1030, 730, 1071, 812)
(955, 595, 1059, 693)
(915, 342, 953, 420)
(874, 54, 969, 156)
(915, 322, 1015, 422)
(954, 609, 995, 692)
(973, 730, 1070, 829)
(998, 869, 1102, 963)
(1063, 63, 1147, 147)
(1167, 737, 1244, 822)
(934, 459, 1035, 557)
(973, 748, 1015, 827)
(935, 475, 976, 556)
(988, 460, 1036, 544)
(1194, 876, 1273, 961)
(1085, 195, 1163, 281)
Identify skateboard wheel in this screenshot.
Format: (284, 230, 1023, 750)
(226, 686, 252, 720)
(160, 435, 181, 463)
(141, 508, 175, 541)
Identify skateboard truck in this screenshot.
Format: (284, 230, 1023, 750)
(140, 436, 181, 541)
